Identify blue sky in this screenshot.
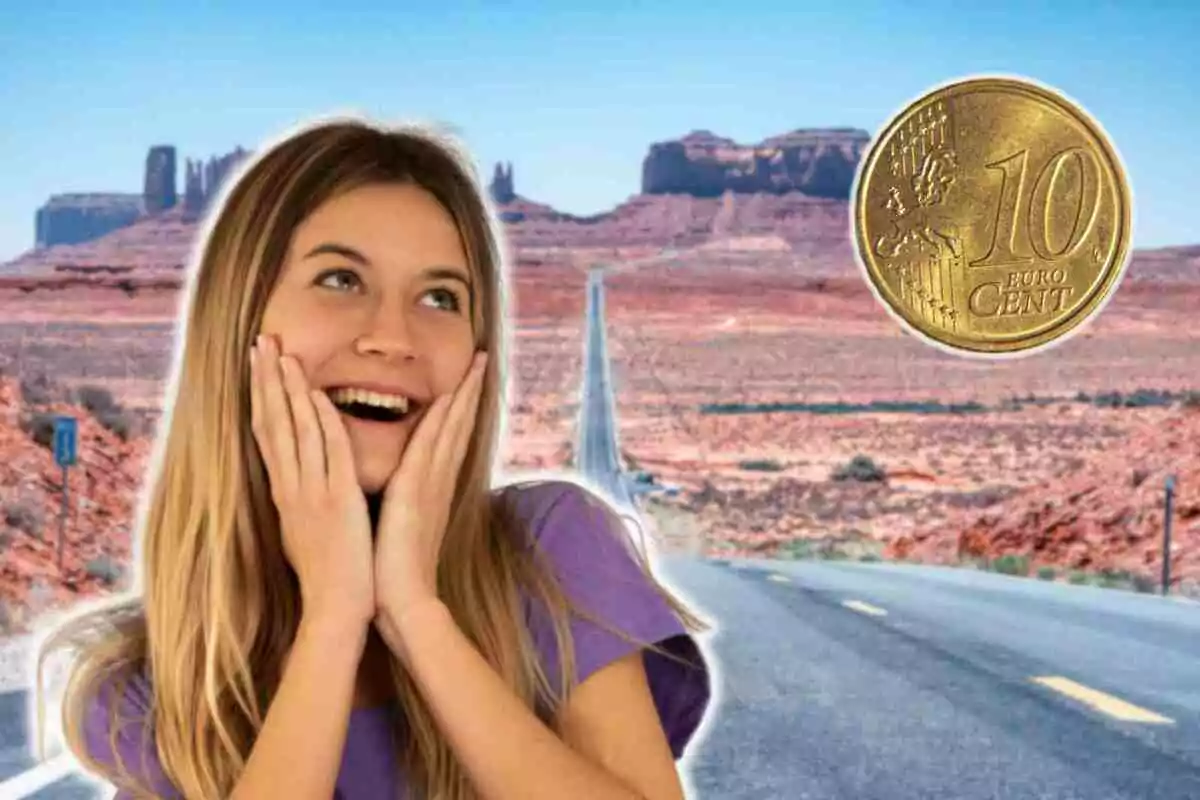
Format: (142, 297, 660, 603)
(1, 1, 1197, 262)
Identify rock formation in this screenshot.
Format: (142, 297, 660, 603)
(490, 161, 515, 205)
(34, 194, 142, 248)
(476, 127, 872, 255)
(641, 128, 870, 199)
(183, 147, 249, 216)
(142, 145, 177, 214)
(21, 145, 248, 255)
(9, 125, 1193, 283)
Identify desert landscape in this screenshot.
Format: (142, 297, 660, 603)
(1, 126, 1198, 636)
(601, 257, 1200, 589)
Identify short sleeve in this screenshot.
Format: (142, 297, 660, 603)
(82, 668, 183, 799)
(516, 480, 711, 759)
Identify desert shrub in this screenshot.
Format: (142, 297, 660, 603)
(1127, 389, 1174, 408)
(95, 407, 135, 441)
(1037, 566, 1057, 580)
(1131, 573, 1158, 594)
(19, 412, 57, 450)
(3, 498, 42, 537)
(1181, 391, 1200, 409)
(19, 373, 64, 408)
(700, 399, 988, 416)
(75, 383, 137, 440)
(1091, 389, 1175, 409)
(992, 554, 1030, 576)
(740, 458, 783, 472)
(700, 402, 756, 414)
(832, 454, 886, 482)
(77, 384, 119, 415)
(1068, 570, 1089, 584)
(85, 555, 124, 587)
(780, 538, 814, 559)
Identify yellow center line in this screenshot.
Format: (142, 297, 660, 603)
(1031, 676, 1174, 724)
(842, 599, 887, 616)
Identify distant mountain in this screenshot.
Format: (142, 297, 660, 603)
(641, 128, 869, 198)
(2, 128, 1195, 285)
(26, 144, 248, 250)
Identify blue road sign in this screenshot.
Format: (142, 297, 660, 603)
(54, 415, 78, 467)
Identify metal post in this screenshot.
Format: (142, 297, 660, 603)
(58, 464, 68, 572)
(1162, 474, 1175, 596)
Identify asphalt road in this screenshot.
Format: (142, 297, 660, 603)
(666, 556, 1200, 799)
(576, 267, 635, 509)
(1, 269, 1198, 798)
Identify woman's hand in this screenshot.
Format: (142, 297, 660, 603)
(249, 333, 376, 630)
(374, 352, 488, 626)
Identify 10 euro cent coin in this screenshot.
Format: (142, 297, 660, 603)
(851, 75, 1133, 357)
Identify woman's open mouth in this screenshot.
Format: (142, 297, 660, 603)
(326, 387, 421, 424)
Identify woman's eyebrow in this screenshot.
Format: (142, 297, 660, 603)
(302, 242, 371, 265)
(422, 266, 472, 288)
(300, 242, 471, 289)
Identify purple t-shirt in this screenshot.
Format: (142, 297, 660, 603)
(84, 480, 711, 798)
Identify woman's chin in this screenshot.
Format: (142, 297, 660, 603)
(354, 456, 401, 494)
(348, 443, 403, 494)
(346, 427, 408, 492)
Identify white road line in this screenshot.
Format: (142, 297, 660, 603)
(842, 599, 888, 616)
(0, 755, 76, 799)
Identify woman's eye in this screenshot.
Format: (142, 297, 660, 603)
(424, 287, 462, 313)
(315, 269, 362, 292)
(313, 272, 461, 311)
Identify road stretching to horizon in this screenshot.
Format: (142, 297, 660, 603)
(0, 269, 1198, 798)
(576, 267, 637, 511)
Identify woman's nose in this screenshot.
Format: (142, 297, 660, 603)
(353, 309, 418, 360)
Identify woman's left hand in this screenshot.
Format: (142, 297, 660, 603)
(374, 351, 488, 629)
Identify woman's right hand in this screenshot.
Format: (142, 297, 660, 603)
(249, 333, 376, 630)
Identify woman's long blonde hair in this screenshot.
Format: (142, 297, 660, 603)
(32, 116, 706, 799)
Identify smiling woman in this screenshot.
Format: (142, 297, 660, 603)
(31, 115, 713, 800)
(259, 182, 479, 493)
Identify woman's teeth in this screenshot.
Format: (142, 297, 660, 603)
(327, 387, 411, 413)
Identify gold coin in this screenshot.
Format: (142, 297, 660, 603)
(851, 75, 1133, 357)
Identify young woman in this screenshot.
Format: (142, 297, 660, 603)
(35, 116, 711, 799)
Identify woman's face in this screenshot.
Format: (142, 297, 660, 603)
(259, 181, 478, 494)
